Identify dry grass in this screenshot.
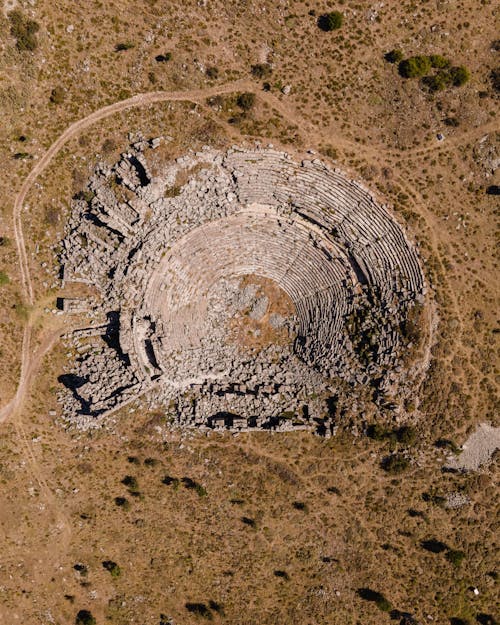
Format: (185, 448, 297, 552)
(0, 0, 498, 623)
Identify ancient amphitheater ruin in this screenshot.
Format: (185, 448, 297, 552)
(58, 141, 426, 433)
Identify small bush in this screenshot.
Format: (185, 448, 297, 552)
(429, 54, 450, 69)
(75, 610, 96, 625)
(446, 549, 465, 566)
(385, 49, 403, 64)
(115, 42, 134, 51)
(162, 475, 180, 489)
(9, 10, 40, 52)
(121, 475, 139, 491)
(241, 516, 256, 527)
(367, 423, 388, 441)
(396, 426, 417, 446)
(102, 560, 121, 577)
(114, 496, 130, 509)
(0, 271, 10, 286)
(185, 603, 212, 620)
(449, 65, 470, 86)
(398, 56, 432, 78)
(206, 66, 219, 79)
(422, 72, 452, 92)
(155, 52, 172, 62)
(381, 454, 409, 473)
(251, 63, 272, 79)
(292, 501, 308, 511)
(318, 11, 343, 31)
(236, 92, 256, 111)
(273, 570, 290, 580)
(357, 588, 392, 612)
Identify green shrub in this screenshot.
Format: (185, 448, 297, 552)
(121, 475, 139, 491)
(114, 496, 130, 509)
(115, 42, 134, 51)
(385, 49, 403, 64)
(446, 549, 465, 567)
(236, 92, 256, 110)
(367, 423, 389, 441)
(155, 52, 172, 62)
(206, 66, 219, 79)
(75, 610, 96, 625)
(381, 454, 409, 473)
(102, 560, 121, 577)
(396, 426, 417, 446)
(0, 271, 10, 285)
(292, 501, 308, 511)
(274, 570, 290, 580)
(398, 55, 432, 78)
(449, 65, 470, 86)
(8, 10, 40, 52)
(251, 63, 272, 79)
(429, 54, 450, 69)
(318, 11, 343, 31)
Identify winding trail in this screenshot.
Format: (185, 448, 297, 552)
(2, 77, 494, 423)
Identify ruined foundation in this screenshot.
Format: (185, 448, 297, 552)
(58, 143, 426, 432)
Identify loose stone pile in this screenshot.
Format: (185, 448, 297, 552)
(58, 143, 426, 432)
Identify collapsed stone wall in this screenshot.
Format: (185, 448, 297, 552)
(58, 142, 426, 432)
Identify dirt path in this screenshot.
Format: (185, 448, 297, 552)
(4, 77, 495, 424)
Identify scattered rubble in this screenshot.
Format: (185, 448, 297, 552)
(58, 144, 426, 432)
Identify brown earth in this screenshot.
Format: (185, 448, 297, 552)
(0, 1, 498, 624)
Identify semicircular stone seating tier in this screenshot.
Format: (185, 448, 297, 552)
(58, 145, 426, 431)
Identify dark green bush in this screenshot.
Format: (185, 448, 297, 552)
(381, 454, 409, 473)
(396, 426, 417, 446)
(8, 10, 40, 52)
(236, 92, 256, 110)
(121, 475, 139, 491)
(318, 11, 343, 31)
(251, 63, 272, 79)
(445, 549, 465, 566)
(385, 49, 403, 64)
(206, 66, 219, 79)
(114, 496, 130, 509)
(292, 501, 308, 511)
(429, 54, 450, 69)
(75, 610, 96, 625)
(162, 475, 180, 488)
(274, 570, 290, 580)
(115, 42, 134, 51)
(367, 423, 389, 441)
(448, 65, 470, 86)
(155, 52, 172, 62)
(102, 560, 121, 577)
(398, 55, 432, 78)
(241, 516, 256, 527)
